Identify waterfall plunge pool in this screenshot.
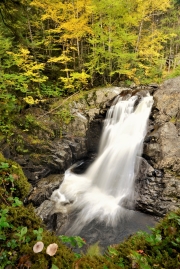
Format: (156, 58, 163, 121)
(50, 93, 158, 248)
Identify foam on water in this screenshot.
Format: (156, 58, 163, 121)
(51, 93, 154, 234)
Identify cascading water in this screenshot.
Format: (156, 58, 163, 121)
(51, 93, 154, 235)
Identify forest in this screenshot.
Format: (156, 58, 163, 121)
(0, 1, 180, 268)
(0, 0, 180, 136)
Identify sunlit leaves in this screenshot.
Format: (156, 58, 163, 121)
(0, 0, 179, 98)
(48, 54, 73, 64)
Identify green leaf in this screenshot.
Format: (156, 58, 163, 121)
(33, 227, 43, 240)
(155, 234, 162, 242)
(12, 197, 23, 207)
(51, 264, 59, 269)
(0, 162, 9, 169)
(74, 236, 86, 248)
(7, 239, 18, 249)
(0, 209, 10, 230)
(108, 246, 119, 256)
(20, 227, 27, 236)
(168, 212, 178, 220)
(0, 233, 6, 240)
(74, 253, 81, 259)
(175, 237, 180, 243)
(11, 165, 18, 169)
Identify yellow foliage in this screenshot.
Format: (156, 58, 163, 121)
(136, 0, 171, 19)
(23, 96, 45, 105)
(138, 29, 170, 60)
(31, 0, 93, 39)
(19, 48, 30, 58)
(23, 96, 36, 105)
(7, 47, 48, 83)
(48, 54, 73, 64)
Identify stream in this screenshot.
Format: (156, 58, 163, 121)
(58, 158, 158, 249)
(50, 93, 158, 248)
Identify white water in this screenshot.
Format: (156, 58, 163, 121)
(51, 93, 154, 234)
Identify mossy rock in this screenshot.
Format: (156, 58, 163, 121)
(108, 210, 180, 269)
(0, 152, 31, 200)
(73, 256, 120, 269)
(0, 204, 75, 269)
(19, 228, 75, 269)
(0, 153, 75, 268)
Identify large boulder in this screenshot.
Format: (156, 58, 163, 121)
(136, 77, 180, 215)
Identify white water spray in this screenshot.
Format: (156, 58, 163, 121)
(51, 93, 153, 234)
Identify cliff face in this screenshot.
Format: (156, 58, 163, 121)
(136, 77, 180, 215)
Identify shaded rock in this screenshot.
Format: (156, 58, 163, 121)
(28, 174, 63, 206)
(35, 200, 58, 230)
(136, 157, 165, 216)
(86, 117, 103, 152)
(35, 198, 72, 232)
(136, 77, 180, 215)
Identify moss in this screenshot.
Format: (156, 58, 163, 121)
(29, 153, 42, 161)
(73, 131, 86, 137)
(0, 135, 6, 143)
(0, 153, 76, 268)
(16, 145, 30, 154)
(170, 116, 177, 123)
(50, 89, 96, 113)
(15, 112, 54, 140)
(73, 256, 120, 269)
(1, 205, 75, 269)
(18, 231, 75, 269)
(164, 169, 180, 179)
(54, 108, 74, 125)
(6, 204, 41, 228)
(28, 136, 46, 145)
(86, 242, 102, 257)
(107, 210, 180, 269)
(0, 152, 30, 199)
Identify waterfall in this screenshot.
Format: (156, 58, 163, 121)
(51, 93, 154, 234)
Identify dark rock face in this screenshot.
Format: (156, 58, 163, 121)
(136, 77, 180, 215)
(27, 174, 64, 207)
(1, 87, 124, 185)
(35, 199, 71, 232)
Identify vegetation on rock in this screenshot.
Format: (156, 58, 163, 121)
(0, 153, 76, 269)
(0, 153, 180, 268)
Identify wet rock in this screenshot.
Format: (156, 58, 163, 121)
(69, 138, 87, 160)
(35, 197, 72, 232)
(35, 200, 68, 231)
(136, 77, 180, 215)
(35, 200, 58, 230)
(86, 118, 103, 152)
(28, 174, 63, 206)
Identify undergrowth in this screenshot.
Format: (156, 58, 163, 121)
(0, 152, 180, 269)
